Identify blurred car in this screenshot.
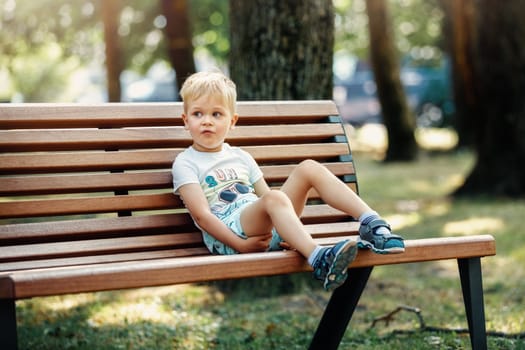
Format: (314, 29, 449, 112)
(124, 78, 178, 102)
(333, 55, 455, 128)
(122, 63, 178, 102)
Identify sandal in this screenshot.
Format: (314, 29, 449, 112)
(358, 218, 405, 254)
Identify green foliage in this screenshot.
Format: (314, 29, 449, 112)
(1, 0, 446, 101)
(0, 0, 229, 101)
(0, 0, 100, 101)
(189, 0, 229, 64)
(334, 0, 446, 61)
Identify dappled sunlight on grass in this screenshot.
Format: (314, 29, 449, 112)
(346, 123, 387, 157)
(407, 173, 465, 195)
(19, 285, 227, 349)
(415, 127, 458, 150)
(88, 300, 174, 326)
(15, 145, 525, 349)
(38, 293, 95, 312)
(349, 148, 524, 341)
(347, 124, 460, 158)
(385, 212, 422, 231)
(423, 200, 451, 217)
(443, 217, 505, 236)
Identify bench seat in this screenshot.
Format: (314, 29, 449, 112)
(0, 100, 496, 350)
(1, 234, 494, 299)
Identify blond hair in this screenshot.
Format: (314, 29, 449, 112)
(179, 71, 237, 114)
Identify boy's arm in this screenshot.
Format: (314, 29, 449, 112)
(179, 184, 269, 253)
(253, 178, 271, 196)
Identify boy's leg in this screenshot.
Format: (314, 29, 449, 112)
(240, 190, 358, 290)
(280, 159, 372, 218)
(311, 239, 358, 290)
(239, 190, 317, 257)
(281, 160, 404, 254)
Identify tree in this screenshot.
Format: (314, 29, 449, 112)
(101, 0, 123, 102)
(454, 0, 525, 197)
(365, 0, 418, 161)
(229, 0, 334, 100)
(160, 0, 196, 93)
(440, 0, 477, 148)
(223, 0, 335, 294)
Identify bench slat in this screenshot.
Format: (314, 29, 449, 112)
(0, 193, 352, 220)
(0, 233, 203, 263)
(0, 221, 358, 269)
(0, 101, 338, 129)
(0, 143, 349, 175)
(0, 213, 192, 243)
(0, 247, 210, 272)
(0, 162, 354, 196)
(0, 193, 180, 219)
(0, 172, 172, 196)
(0, 124, 343, 152)
(0, 205, 350, 243)
(0, 222, 359, 272)
(0, 235, 496, 299)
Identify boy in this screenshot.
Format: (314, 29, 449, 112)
(172, 71, 404, 291)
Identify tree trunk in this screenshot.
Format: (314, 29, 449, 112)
(229, 0, 334, 100)
(455, 0, 525, 197)
(161, 0, 196, 96)
(440, 0, 477, 148)
(365, 0, 418, 161)
(226, 0, 334, 294)
(101, 0, 123, 102)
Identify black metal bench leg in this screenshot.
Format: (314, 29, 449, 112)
(0, 298, 18, 350)
(458, 257, 488, 350)
(309, 266, 373, 350)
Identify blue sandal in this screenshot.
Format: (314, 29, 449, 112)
(358, 218, 405, 254)
(312, 239, 358, 290)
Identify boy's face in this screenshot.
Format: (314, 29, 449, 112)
(182, 93, 238, 152)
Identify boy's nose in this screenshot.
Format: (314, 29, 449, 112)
(201, 114, 213, 124)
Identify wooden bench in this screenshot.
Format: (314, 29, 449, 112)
(0, 100, 496, 350)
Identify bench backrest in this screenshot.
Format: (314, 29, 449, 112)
(0, 101, 358, 273)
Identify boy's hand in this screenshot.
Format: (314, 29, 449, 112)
(238, 234, 273, 253)
(279, 241, 292, 250)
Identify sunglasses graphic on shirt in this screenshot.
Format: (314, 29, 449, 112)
(218, 182, 251, 203)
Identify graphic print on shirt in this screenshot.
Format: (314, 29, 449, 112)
(204, 167, 256, 216)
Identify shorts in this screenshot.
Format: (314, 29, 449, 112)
(203, 193, 284, 255)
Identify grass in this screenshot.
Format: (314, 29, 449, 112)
(16, 129, 525, 349)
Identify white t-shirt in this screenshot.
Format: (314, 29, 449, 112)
(171, 143, 263, 216)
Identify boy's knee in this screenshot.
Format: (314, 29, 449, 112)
(296, 159, 322, 176)
(261, 190, 291, 208)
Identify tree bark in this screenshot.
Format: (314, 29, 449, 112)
(161, 0, 196, 96)
(365, 0, 418, 161)
(440, 0, 477, 148)
(229, 0, 334, 100)
(101, 0, 123, 102)
(455, 0, 525, 197)
(226, 0, 334, 294)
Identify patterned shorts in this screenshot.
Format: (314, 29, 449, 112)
(203, 194, 284, 255)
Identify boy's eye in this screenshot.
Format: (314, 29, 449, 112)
(193, 111, 203, 117)
(213, 112, 222, 117)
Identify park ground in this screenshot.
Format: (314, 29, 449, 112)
(17, 126, 525, 349)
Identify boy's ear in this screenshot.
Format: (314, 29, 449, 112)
(181, 113, 189, 130)
(230, 113, 239, 129)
